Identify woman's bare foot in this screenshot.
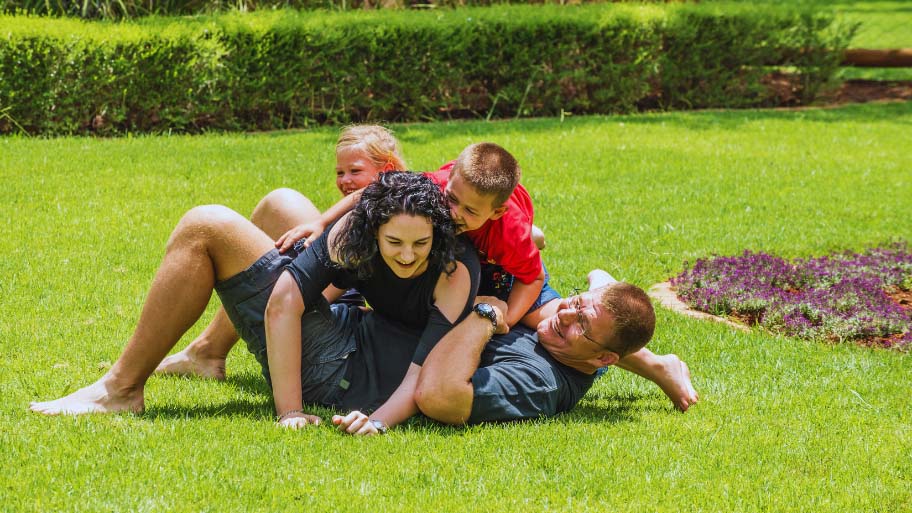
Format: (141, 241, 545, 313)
(30, 377, 144, 416)
(654, 354, 699, 412)
(155, 346, 226, 380)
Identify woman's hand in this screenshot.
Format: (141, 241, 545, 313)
(332, 411, 384, 436)
(275, 220, 326, 253)
(276, 411, 323, 430)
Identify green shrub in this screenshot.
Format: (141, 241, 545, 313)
(0, 4, 854, 135)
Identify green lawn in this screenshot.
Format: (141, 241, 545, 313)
(2, 102, 911, 511)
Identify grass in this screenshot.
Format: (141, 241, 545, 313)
(2, 102, 912, 511)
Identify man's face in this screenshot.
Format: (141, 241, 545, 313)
(444, 171, 505, 234)
(536, 290, 617, 371)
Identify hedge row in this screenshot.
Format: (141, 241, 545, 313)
(4, 0, 598, 20)
(0, 4, 856, 135)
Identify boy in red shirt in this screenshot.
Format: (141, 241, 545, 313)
(424, 143, 554, 328)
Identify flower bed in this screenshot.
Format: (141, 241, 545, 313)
(670, 243, 912, 349)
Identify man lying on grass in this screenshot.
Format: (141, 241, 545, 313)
(415, 271, 659, 424)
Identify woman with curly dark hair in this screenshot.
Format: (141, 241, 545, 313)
(32, 172, 479, 437)
(264, 171, 479, 434)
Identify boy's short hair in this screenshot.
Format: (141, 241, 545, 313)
(598, 283, 655, 357)
(451, 142, 521, 206)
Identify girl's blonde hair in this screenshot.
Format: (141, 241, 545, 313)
(336, 125, 407, 171)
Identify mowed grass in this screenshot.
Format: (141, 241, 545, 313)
(2, 102, 911, 512)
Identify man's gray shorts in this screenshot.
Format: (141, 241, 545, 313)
(214, 249, 361, 407)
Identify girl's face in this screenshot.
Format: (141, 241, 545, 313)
(336, 145, 384, 196)
(376, 214, 433, 279)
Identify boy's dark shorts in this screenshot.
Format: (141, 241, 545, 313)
(214, 249, 359, 407)
(478, 261, 561, 315)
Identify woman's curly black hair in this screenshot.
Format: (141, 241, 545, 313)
(333, 171, 458, 280)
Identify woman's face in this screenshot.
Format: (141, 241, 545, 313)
(336, 145, 384, 196)
(377, 214, 434, 279)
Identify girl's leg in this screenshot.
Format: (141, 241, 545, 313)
(156, 189, 321, 379)
(30, 206, 275, 415)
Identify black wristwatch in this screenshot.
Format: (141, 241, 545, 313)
(473, 303, 498, 330)
(369, 419, 388, 434)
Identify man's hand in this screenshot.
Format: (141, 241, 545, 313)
(475, 295, 509, 335)
(332, 411, 384, 436)
(276, 412, 322, 430)
(275, 220, 326, 253)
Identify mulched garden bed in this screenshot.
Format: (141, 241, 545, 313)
(669, 243, 912, 350)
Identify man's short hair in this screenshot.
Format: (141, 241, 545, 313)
(598, 283, 655, 357)
(451, 142, 521, 206)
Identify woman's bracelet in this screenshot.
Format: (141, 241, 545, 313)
(276, 409, 306, 422)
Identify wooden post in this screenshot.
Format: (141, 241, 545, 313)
(842, 49, 912, 68)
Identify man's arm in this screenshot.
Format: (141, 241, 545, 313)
(414, 297, 507, 425)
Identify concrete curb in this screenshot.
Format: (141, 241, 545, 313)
(648, 282, 750, 332)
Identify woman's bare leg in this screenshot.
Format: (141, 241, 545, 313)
(30, 206, 275, 415)
(156, 189, 321, 379)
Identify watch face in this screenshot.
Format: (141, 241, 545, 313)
(474, 303, 496, 325)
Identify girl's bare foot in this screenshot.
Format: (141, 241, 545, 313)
(30, 377, 144, 416)
(155, 347, 226, 380)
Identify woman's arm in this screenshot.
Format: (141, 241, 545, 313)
(265, 271, 322, 427)
(333, 262, 473, 435)
(266, 220, 348, 428)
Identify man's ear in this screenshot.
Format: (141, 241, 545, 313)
(488, 205, 508, 221)
(596, 351, 620, 367)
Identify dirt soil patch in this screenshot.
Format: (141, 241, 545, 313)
(764, 72, 912, 106)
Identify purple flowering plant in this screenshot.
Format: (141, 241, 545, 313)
(671, 242, 912, 350)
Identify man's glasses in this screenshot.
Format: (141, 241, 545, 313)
(570, 288, 599, 346)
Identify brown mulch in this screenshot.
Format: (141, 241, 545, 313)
(764, 72, 912, 106)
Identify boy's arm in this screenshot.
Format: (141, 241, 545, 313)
(275, 189, 363, 252)
(503, 269, 545, 327)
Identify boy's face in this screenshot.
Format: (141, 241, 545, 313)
(444, 171, 507, 234)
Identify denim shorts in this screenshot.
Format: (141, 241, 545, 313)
(215, 249, 359, 407)
(478, 260, 562, 315)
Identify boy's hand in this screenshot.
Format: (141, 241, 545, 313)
(276, 220, 326, 253)
(475, 296, 510, 335)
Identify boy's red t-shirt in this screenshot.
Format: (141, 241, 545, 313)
(425, 162, 542, 284)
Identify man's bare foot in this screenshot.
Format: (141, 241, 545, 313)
(155, 347, 226, 380)
(30, 378, 144, 416)
(654, 354, 699, 412)
(587, 269, 618, 290)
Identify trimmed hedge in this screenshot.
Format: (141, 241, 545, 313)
(0, 4, 855, 135)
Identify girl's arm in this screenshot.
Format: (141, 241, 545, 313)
(275, 190, 364, 253)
